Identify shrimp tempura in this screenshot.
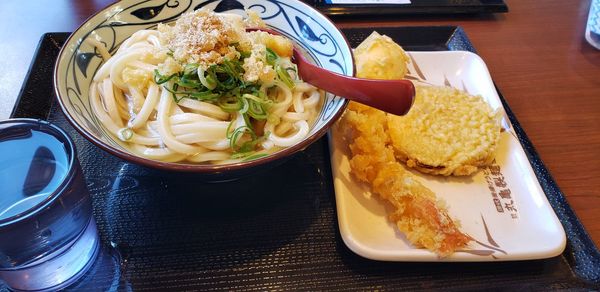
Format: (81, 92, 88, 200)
(342, 103, 470, 256)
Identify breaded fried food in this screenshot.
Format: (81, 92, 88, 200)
(341, 32, 471, 256)
(387, 85, 501, 176)
(353, 31, 410, 79)
(342, 103, 471, 256)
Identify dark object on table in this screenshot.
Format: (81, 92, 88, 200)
(23, 147, 56, 196)
(305, 0, 508, 16)
(6, 27, 599, 291)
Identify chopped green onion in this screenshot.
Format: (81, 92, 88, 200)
(151, 50, 302, 154)
(248, 102, 267, 120)
(188, 91, 219, 101)
(245, 94, 268, 120)
(228, 125, 256, 150)
(153, 69, 177, 84)
(242, 111, 253, 131)
(239, 96, 250, 114)
(240, 51, 251, 59)
(219, 96, 243, 113)
(276, 65, 295, 89)
(230, 127, 246, 149)
(183, 63, 198, 76)
(176, 76, 201, 88)
(225, 120, 266, 156)
(162, 84, 182, 102)
(266, 48, 278, 66)
(198, 67, 217, 90)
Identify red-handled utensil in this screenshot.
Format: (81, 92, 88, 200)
(248, 28, 415, 116)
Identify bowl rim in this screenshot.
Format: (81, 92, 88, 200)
(53, 0, 353, 173)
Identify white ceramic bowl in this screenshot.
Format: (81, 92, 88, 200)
(54, 0, 352, 177)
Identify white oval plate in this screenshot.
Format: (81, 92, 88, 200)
(328, 51, 567, 262)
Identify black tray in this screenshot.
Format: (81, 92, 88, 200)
(305, 0, 508, 16)
(5, 27, 600, 291)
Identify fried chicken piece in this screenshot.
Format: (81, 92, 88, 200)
(342, 106, 470, 256)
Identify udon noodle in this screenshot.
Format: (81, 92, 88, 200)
(89, 9, 323, 163)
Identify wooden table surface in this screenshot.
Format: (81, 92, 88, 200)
(0, 0, 598, 249)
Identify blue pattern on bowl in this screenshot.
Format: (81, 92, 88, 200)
(55, 0, 352, 170)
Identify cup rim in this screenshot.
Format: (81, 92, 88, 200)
(0, 118, 77, 227)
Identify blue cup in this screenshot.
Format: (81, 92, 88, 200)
(586, 0, 600, 49)
(0, 119, 99, 291)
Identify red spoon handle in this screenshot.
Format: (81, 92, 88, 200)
(294, 50, 415, 116)
(247, 27, 415, 116)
